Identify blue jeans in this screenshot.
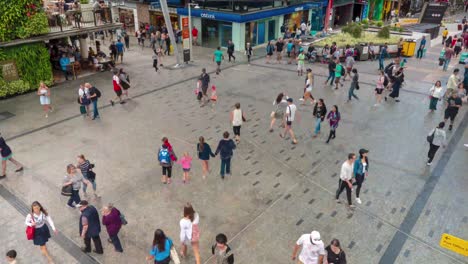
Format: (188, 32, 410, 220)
(82, 173, 97, 193)
(348, 84, 359, 100)
(110, 234, 123, 252)
(443, 58, 450, 71)
(326, 70, 335, 84)
(92, 99, 99, 118)
(67, 189, 81, 206)
(314, 117, 321, 134)
(378, 58, 384, 70)
(220, 158, 231, 177)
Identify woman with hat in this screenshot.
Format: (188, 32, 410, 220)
(353, 149, 369, 204)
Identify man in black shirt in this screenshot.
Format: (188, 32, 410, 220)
(444, 91, 462, 130)
(325, 60, 336, 85)
(87, 83, 100, 120)
(199, 68, 210, 106)
(227, 40, 235, 62)
(275, 38, 284, 64)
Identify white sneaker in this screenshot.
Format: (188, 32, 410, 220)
(464, 144, 468, 148)
(299, 98, 304, 101)
(426, 162, 432, 166)
(355, 198, 362, 204)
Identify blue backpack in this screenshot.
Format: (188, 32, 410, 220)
(158, 148, 170, 164)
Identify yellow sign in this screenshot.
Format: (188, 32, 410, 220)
(398, 18, 419, 25)
(439, 233, 468, 256)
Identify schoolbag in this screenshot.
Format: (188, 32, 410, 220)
(340, 65, 345, 76)
(384, 62, 395, 77)
(94, 87, 101, 98)
(158, 148, 170, 164)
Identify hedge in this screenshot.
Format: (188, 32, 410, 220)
(0, 43, 53, 98)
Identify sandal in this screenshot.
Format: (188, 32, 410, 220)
(15, 167, 23, 172)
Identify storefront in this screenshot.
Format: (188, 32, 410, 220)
(353, 0, 369, 21)
(177, 2, 327, 51)
(333, 0, 354, 26)
(118, 8, 136, 33)
(150, 10, 179, 30)
(283, 9, 309, 33)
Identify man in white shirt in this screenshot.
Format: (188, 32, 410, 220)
(446, 68, 460, 98)
(300, 22, 307, 36)
(291, 230, 325, 264)
(336, 153, 356, 208)
(280, 98, 298, 144)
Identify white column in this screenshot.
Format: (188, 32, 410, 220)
(192, 17, 202, 44)
(80, 37, 89, 59)
(278, 15, 284, 38)
(232, 22, 245, 51)
(133, 8, 138, 32)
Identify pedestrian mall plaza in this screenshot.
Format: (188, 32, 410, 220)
(0, 45, 467, 264)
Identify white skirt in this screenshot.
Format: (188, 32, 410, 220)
(40, 95, 50, 105)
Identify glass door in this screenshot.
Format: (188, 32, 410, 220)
(268, 20, 276, 41)
(257, 22, 265, 45)
(220, 23, 232, 48)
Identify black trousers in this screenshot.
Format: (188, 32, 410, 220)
(336, 179, 352, 205)
(228, 52, 235, 62)
(416, 47, 424, 58)
(326, 129, 336, 142)
(427, 143, 440, 163)
(84, 235, 103, 253)
(353, 173, 365, 198)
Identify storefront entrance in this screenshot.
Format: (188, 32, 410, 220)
(353, 3, 364, 21)
(150, 11, 179, 30)
(118, 8, 135, 33)
(333, 3, 354, 26)
(284, 10, 309, 33)
(201, 19, 232, 48)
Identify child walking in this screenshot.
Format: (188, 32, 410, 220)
(210, 85, 218, 109)
(177, 152, 192, 184)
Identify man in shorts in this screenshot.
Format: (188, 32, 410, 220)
(115, 39, 125, 63)
(297, 51, 305, 76)
(275, 38, 285, 64)
(213, 46, 224, 74)
(199, 68, 210, 106)
(110, 69, 125, 106)
(291, 230, 325, 264)
(280, 98, 298, 144)
(444, 91, 462, 131)
(334, 58, 344, 90)
(344, 55, 355, 81)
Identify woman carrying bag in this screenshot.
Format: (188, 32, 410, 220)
(146, 229, 180, 264)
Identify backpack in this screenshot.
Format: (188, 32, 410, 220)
(384, 62, 395, 77)
(94, 87, 101, 98)
(158, 148, 171, 165)
(340, 65, 345, 76)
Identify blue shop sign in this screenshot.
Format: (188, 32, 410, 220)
(177, 2, 327, 23)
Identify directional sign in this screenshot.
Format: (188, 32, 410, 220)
(439, 233, 468, 257)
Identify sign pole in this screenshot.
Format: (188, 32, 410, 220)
(324, 0, 333, 32)
(160, 0, 182, 67)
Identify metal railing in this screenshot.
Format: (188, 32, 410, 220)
(46, 7, 113, 33)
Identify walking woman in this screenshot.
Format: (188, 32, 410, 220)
(245, 42, 253, 65)
(347, 68, 359, 102)
(78, 84, 91, 116)
(427, 122, 446, 165)
(269, 93, 288, 132)
(37, 82, 52, 118)
(429, 81, 444, 112)
(102, 204, 123, 252)
(230, 103, 244, 144)
(197, 136, 215, 179)
(77, 155, 98, 197)
(353, 149, 369, 204)
(215, 131, 237, 179)
(180, 203, 201, 264)
(386, 68, 404, 102)
(119, 68, 131, 100)
(63, 164, 90, 208)
(301, 70, 315, 105)
(0, 134, 23, 179)
(375, 70, 385, 106)
(266, 40, 274, 64)
(312, 99, 327, 138)
(326, 105, 341, 144)
(25, 201, 58, 264)
(146, 229, 175, 264)
(325, 239, 347, 264)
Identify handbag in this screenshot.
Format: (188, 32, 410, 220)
(87, 170, 96, 181)
(61, 184, 73, 196)
(356, 82, 360, 90)
(427, 128, 436, 144)
(80, 105, 87, 114)
(120, 212, 128, 225)
(26, 216, 35, 240)
(170, 247, 181, 264)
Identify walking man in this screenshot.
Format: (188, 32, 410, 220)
(78, 200, 104, 254)
(324, 58, 336, 85)
(199, 68, 210, 106)
(444, 91, 463, 131)
(87, 83, 100, 120)
(416, 36, 426, 59)
(379, 44, 388, 71)
(336, 153, 356, 209)
(334, 59, 344, 90)
(215, 131, 236, 179)
(280, 98, 298, 144)
(0, 134, 23, 179)
(443, 45, 454, 71)
(115, 39, 125, 63)
(276, 38, 285, 64)
(227, 40, 235, 62)
(213, 47, 224, 75)
(291, 230, 325, 264)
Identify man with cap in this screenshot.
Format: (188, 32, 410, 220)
(292, 230, 326, 264)
(353, 149, 369, 204)
(78, 200, 104, 254)
(280, 98, 298, 144)
(336, 153, 356, 209)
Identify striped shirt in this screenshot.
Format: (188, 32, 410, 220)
(78, 160, 91, 175)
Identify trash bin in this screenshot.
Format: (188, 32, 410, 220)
(402, 39, 416, 57)
(355, 43, 369, 61)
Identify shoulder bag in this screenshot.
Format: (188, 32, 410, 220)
(26, 215, 35, 240)
(170, 246, 181, 264)
(61, 184, 73, 196)
(427, 128, 436, 144)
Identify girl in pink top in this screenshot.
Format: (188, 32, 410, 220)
(177, 152, 192, 183)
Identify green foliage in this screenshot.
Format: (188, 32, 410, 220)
(81, 0, 90, 3)
(0, 0, 48, 42)
(0, 43, 53, 98)
(377, 26, 391, 39)
(342, 22, 363, 38)
(376, 21, 384, 27)
(315, 32, 400, 47)
(361, 18, 369, 25)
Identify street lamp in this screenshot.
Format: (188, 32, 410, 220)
(188, 1, 200, 62)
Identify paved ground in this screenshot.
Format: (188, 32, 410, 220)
(0, 28, 467, 264)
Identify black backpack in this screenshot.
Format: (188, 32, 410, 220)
(340, 64, 345, 76)
(94, 87, 102, 98)
(384, 62, 395, 77)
